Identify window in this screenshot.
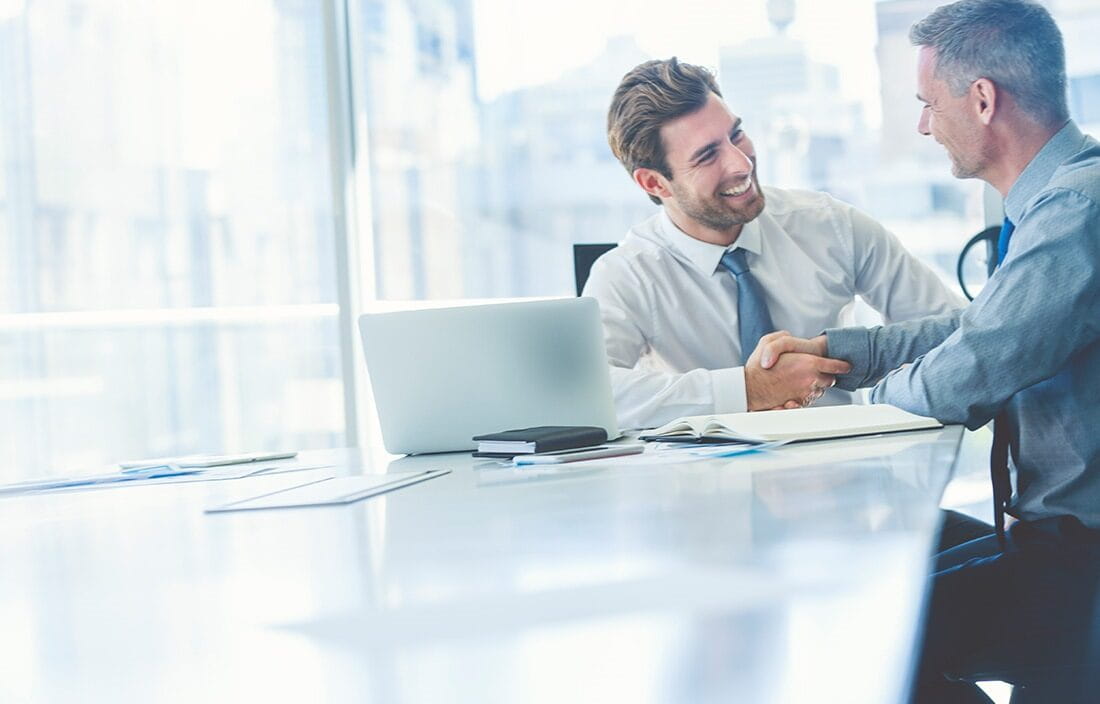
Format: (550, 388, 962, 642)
(1, 0, 344, 477)
(348, 0, 986, 304)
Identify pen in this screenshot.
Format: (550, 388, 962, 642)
(513, 444, 646, 466)
(0, 468, 203, 495)
(120, 463, 178, 474)
(119, 451, 297, 471)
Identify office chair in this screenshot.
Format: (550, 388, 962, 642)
(957, 664, 1100, 703)
(573, 243, 617, 296)
(956, 225, 1000, 301)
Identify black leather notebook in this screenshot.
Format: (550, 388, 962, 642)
(472, 425, 608, 456)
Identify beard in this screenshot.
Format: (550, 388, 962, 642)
(669, 169, 766, 232)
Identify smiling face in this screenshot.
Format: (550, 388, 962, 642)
(638, 92, 765, 243)
(916, 46, 992, 180)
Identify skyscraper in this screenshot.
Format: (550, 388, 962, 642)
(352, 0, 480, 299)
(476, 36, 655, 296)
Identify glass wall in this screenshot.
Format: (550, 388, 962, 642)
(0, 0, 344, 477)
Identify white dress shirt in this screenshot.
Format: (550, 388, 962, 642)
(582, 187, 965, 429)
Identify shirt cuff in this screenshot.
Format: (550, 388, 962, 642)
(710, 366, 748, 414)
(825, 327, 872, 391)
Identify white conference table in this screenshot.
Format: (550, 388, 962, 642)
(0, 427, 965, 704)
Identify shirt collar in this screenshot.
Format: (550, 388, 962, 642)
(657, 208, 763, 275)
(1005, 120, 1086, 223)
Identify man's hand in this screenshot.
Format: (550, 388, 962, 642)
(758, 333, 829, 369)
(744, 331, 852, 411)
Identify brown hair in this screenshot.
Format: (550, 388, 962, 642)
(607, 58, 723, 205)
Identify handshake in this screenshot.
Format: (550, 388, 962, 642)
(744, 331, 852, 411)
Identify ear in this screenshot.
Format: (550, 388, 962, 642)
(632, 167, 673, 200)
(971, 78, 998, 126)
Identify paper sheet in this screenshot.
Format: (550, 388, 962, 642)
(205, 469, 451, 513)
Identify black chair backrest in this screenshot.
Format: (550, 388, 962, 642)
(573, 243, 618, 296)
(956, 225, 1001, 301)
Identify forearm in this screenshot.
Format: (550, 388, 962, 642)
(865, 193, 1100, 426)
(825, 311, 962, 390)
(869, 316, 1020, 426)
(872, 274, 1098, 427)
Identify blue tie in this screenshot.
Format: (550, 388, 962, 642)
(990, 215, 1016, 546)
(720, 248, 776, 359)
(996, 217, 1015, 265)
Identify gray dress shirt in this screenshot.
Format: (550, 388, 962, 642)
(826, 121, 1100, 529)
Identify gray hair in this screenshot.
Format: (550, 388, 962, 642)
(910, 0, 1068, 127)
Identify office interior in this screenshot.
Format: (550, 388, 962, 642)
(4, 0, 1100, 702)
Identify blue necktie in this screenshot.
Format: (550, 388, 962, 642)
(990, 216, 1015, 546)
(720, 248, 776, 359)
(996, 217, 1015, 265)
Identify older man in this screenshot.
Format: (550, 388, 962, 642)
(762, 1, 1100, 700)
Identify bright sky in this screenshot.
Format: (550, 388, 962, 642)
(473, 0, 883, 125)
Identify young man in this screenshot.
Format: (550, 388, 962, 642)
(760, 1, 1100, 699)
(585, 58, 963, 430)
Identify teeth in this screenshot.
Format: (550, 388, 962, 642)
(720, 176, 753, 197)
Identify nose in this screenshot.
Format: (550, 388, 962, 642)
(917, 108, 931, 136)
(721, 142, 754, 176)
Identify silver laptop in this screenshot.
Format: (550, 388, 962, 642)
(358, 298, 620, 454)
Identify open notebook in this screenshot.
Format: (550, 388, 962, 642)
(639, 404, 942, 444)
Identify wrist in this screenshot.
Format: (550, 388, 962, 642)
(744, 366, 766, 411)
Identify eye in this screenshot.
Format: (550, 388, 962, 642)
(731, 129, 744, 142)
